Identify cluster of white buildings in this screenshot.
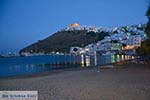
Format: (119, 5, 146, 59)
(61, 22, 111, 33)
(69, 23, 146, 55)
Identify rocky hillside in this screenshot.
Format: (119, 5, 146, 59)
(19, 30, 109, 54)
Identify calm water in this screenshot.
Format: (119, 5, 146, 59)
(0, 54, 133, 77)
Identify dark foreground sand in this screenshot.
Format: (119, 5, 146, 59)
(0, 64, 150, 100)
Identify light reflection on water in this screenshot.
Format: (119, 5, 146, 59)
(111, 55, 115, 63)
(80, 55, 92, 67)
(81, 54, 84, 67)
(0, 54, 135, 77)
(116, 54, 120, 62)
(121, 55, 125, 61)
(85, 56, 90, 67)
(96, 54, 135, 66)
(94, 51, 97, 66)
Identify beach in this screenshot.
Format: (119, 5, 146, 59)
(0, 64, 150, 100)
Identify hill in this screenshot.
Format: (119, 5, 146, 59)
(19, 30, 109, 54)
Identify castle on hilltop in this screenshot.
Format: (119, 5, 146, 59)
(61, 22, 110, 33)
(69, 22, 79, 27)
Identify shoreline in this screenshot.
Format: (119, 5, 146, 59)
(0, 63, 150, 100)
(0, 63, 150, 80)
(0, 65, 98, 80)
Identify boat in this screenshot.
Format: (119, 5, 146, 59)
(102, 51, 116, 56)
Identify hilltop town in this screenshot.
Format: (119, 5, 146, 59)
(19, 22, 146, 56)
(68, 23, 146, 55)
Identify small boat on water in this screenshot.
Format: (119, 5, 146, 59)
(102, 51, 116, 56)
(99, 65, 114, 69)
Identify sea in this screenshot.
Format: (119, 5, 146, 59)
(0, 54, 133, 77)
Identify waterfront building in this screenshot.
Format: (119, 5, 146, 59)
(67, 23, 146, 55)
(70, 47, 82, 55)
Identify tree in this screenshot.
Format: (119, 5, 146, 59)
(136, 4, 150, 56)
(146, 3, 150, 38)
(136, 39, 150, 56)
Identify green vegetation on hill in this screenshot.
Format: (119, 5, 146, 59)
(136, 39, 150, 56)
(19, 30, 109, 54)
(146, 5, 150, 38)
(136, 5, 150, 56)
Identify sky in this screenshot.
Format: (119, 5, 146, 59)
(0, 0, 149, 53)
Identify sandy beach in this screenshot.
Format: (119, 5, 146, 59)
(0, 64, 150, 100)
